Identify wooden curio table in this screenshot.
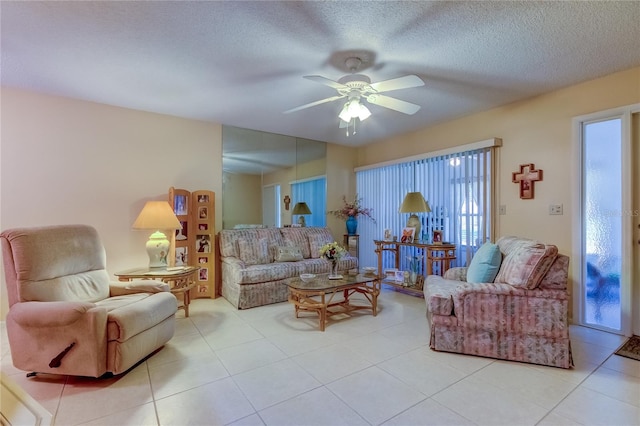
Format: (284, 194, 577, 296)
(115, 266, 200, 317)
(287, 273, 381, 331)
(374, 240, 456, 296)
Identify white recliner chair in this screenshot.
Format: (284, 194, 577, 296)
(1, 224, 178, 377)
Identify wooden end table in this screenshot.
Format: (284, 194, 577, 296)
(115, 266, 200, 317)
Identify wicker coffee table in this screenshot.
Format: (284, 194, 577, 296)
(287, 273, 381, 331)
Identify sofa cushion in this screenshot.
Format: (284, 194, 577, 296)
(466, 242, 502, 283)
(238, 238, 270, 265)
(274, 246, 303, 262)
(494, 236, 558, 289)
(308, 233, 333, 259)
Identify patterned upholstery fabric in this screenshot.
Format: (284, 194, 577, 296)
(424, 236, 573, 369)
(237, 238, 270, 265)
(494, 236, 558, 289)
(220, 227, 358, 309)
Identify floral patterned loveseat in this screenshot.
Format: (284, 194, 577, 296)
(424, 236, 573, 368)
(219, 227, 358, 309)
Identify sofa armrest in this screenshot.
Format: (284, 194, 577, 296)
(444, 267, 467, 281)
(221, 256, 246, 269)
(452, 283, 570, 335)
(109, 280, 170, 296)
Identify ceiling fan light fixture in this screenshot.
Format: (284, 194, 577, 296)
(338, 102, 352, 122)
(357, 104, 371, 121)
(339, 99, 371, 123)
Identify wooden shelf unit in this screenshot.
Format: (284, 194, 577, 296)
(374, 240, 456, 297)
(169, 187, 216, 299)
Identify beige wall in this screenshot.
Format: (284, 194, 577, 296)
(326, 143, 358, 241)
(358, 67, 640, 253)
(222, 172, 262, 229)
(1, 88, 223, 318)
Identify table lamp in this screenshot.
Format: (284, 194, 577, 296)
(292, 202, 312, 227)
(133, 201, 182, 268)
(399, 192, 431, 239)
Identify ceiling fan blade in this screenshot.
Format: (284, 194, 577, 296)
(284, 95, 346, 114)
(368, 75, 424, 93)
(303, 75, 349, 90)
(366, 94, 421, 115)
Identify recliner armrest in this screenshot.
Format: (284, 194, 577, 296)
(109, 280, 170, 296)
(9, 301, 100, 327)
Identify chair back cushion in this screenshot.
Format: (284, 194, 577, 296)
(466, 242, 502, 283)
(494, 236, 558, 289)
(1, 225, 110, 305)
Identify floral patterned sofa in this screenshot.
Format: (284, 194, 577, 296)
(424, 236, 573, 368)
(219, 227, 358, 309)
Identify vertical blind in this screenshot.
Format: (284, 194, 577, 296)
(356, 148, 493, 272)
(291, 176, 327, 227)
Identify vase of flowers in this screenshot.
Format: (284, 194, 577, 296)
(319, 241, 347, 278)
(328, 194, 376, 235)
(408, 255, 423, 285)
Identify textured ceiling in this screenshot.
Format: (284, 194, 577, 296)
(2, 1, 640, 147)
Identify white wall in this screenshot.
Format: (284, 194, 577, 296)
(1, 88, 223, 318)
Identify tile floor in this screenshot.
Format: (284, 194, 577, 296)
(1, 288, 639, 426)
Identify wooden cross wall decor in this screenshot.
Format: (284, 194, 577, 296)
(512, 163, 543, 199)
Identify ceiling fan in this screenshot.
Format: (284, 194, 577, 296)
(284, 57, 424, 135)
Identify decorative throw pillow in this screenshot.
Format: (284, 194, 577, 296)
(307, 234, 333, 259)
(274, 246, 303, 262)
(237, 238, 270, 265)
(494, 237, 558, 289)
(466, 242, 502, 283)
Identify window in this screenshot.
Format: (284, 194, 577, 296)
(356, 147, 494, 271)
(291, 176, 326, 227)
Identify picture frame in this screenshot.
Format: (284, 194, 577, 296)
(197, 194, 209, 203)
(432, 229, 443, 245)
(173, 195, 188, 216)
(198, 256, 208, 264)
(198, 206, 208, 219)
(175, 222, 188, 240)
(198, 223, 208, 231)
(199, 268, 208, 281)
(196, 234, 211, 253)
(400, 227, 415, 243)
(175, 247, 188, 266)
(394, 270, 405, 283)
(383, 229, 392, 241)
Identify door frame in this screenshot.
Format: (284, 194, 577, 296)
(572, 103, 639, 336)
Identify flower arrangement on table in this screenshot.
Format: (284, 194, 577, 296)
(319, 241, 347, 261)
(328, 194, 376, 223)
(319, 241, 347, 278)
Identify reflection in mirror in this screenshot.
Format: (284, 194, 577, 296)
(222, 126, 326, 230)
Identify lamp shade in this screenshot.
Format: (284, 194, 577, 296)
(133, 201, 182, 230)
(292, 202, 312, 215)
(399, 192, 431, 213)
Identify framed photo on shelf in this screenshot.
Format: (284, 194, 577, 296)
(400, 227, 415, 243)
(432, 229, 443, 244)
(196, 234, 211, 253)
(173, 195, 188, 216)
(199, 268, 208, 281)
(175, 247, 188, 266)
(198, 206, 208, 219)
(383, 229, 392, 241)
